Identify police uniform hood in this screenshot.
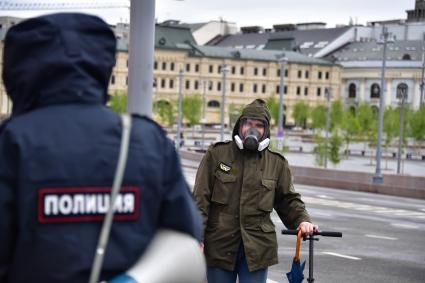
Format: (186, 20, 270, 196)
(232, 98, 271, 140)
(2, 13, 116, 116)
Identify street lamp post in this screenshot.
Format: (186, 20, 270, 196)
(325, 87, 332, 169)
(277, 54, 288, 153)
(397, 85, 407, 174)
(220, 64, 228, 142)
(420, 33, 425, 106)
(373, 26, 393, 184)
(201, 80, 207, 150)
(176, 69, 184, 151)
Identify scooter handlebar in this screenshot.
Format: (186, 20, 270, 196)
(281, 229, 342, 237)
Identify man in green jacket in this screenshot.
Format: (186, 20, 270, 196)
(193, 99, 318, 283)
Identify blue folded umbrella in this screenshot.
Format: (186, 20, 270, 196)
(285, 230, 305, 283)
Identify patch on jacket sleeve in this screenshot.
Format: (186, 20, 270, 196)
(38, 187, 140, 223)
(219, 162, 232, 173)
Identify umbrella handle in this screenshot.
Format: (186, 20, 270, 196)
(294, 229, 302, 261)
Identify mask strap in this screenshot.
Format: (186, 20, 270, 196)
(234, 135, 244, 150)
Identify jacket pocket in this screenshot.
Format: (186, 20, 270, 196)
(211, 170, 236, 205)
(257, 179, 276, 212)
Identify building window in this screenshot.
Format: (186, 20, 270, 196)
(305, 70, 309, 79)
(402, 54, 411, 60)
(162, 62, 167, 70)
(231, 83, 236, 92)
(232, 66, 236, 74)
(186, 63, 190, 72)
(195, 64, 199, 72)
(396, 83, 408, 100)
(111, 75, 115, 85)
(169, 79, 174, 89)
(161, 78, 166, 88)
(277, 69, 280, 77)
(325, 72, 330, 79)
(126, 76, 128, 85)
(298, 70, 302, 78)
(285, 69, 288, 77)
(296, 86, 301, 95)
(217, 82, 221, 91)
(284, 85, 287, 94)
(276, 85, 280, 94)
(253, 84, 258, 93)
(240, 67, 245, 75)
(185, 80, 190, 90)
(304, 87, 308, 96)
(317, 87, 321, 96)
(370, 83, 380, 98)
(348, 83, 356, 98)
(194, 80, 199, 90)
(126, 60, 129, 67)
(154, 61, 158, 70)
(218, 65, 222, 74)
(208, 82, 213, 91)
(263, 68, 267, 76)
(209, 65, 213, 73)
(262, 84, 266, 94)
(240, 83, 244, 92)
(208, 100, 220, 108)
(254, 67, 258, 76)
(318, 71, 322, 79)
(171, 62, 175, 71)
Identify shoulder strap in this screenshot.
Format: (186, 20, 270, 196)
(89, 114, 132, 283)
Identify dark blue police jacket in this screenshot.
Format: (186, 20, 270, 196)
(0, 13, 202, 283)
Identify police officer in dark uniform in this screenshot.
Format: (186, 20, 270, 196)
(193, 99, 317, 283)
(0, 13, 201, 283)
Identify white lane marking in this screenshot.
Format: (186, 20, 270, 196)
(317, 194, 335, 199)
(302, 196, 425, 220)
(365, 234, 398, 241)
(266, 280, 279, 283)
(322, 252, 361, 260)
(391, 223, 419, 229)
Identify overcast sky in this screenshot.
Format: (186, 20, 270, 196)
(0, 0, 415, 28)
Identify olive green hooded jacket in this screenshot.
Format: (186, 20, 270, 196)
(193, 99, 311, 272)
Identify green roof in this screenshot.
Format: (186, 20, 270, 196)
(188, 45, 336, 66)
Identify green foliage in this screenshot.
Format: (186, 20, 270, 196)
(329, 130, 342, 165)
(109, 91, 127, 113)
(340, 110, 360, 156)
(292, 101, 310, 128)
(228, 103, 244, 128)
(265, 96, 279, 126)
(313, 134, 327, 167)
(383, 107, 398, 147)
(356, 102, 377, 145)
(408, 106, 425, 142)
(330, 100, 344, 130)
(311, 105, 327, 130)
(157, 100, 175, 126)
(182, 94, 202, 126)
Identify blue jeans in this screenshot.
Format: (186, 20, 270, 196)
(207, 243, 268, 283)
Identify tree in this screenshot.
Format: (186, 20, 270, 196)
(341, 110, 360, 158)
(311, 105, 326, 131)
(313, 134, 327, 167)
(109, 91, 127, 113)
(157, 100, 175, 127)
(329, 130, 342, 165)
(292, 101, 309, 128)
(228, 103, 244, 129)
(182, 94, 202, 126)
(383, 107, 398, 163)
(408, 106, 425, 153)
(330, 100, 344, 131)
(265, 96, 279, 127)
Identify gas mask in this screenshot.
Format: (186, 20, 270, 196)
(235, 120, 270, 152)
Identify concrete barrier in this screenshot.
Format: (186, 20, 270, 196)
(180, 150, 425, 200)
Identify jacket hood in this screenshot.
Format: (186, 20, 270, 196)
(2, 13, 116, 116)
(232, 98, 271, 139)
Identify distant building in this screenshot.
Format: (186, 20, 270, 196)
(327, 40, 424, 111)
(407, 0, 425, 22)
